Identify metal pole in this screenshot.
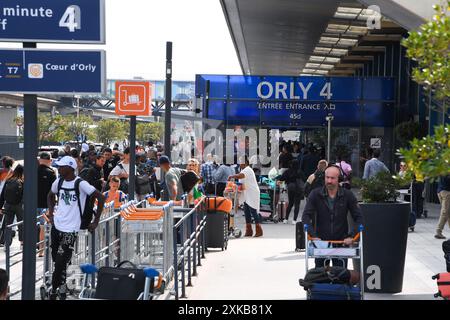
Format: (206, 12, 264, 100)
(326, 114, 333, 163)
(164, 42, 172, 157)
(129, 116, 136, 200)
(22, 41, 38, 299)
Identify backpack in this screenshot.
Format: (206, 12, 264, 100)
(117, 164, 129, 194)
(3, 179, 23, 205)
(299, 266, 351, 290)
(57, 177, 95, 230)
(135, 174, 151, 195)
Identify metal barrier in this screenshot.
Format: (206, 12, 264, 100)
(1, 213, 46, 299)
(1, 201, 121, 299)
(172, 197, 207, 300)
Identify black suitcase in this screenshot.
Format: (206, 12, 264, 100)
(443, 240, 450, 272)
(94, 261, 152, 300)
(295, 221, 305, 251)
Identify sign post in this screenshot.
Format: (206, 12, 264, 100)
(115, 81, 152, 200)
(21, 41, 38, 300)
(165, 42, 172, 158)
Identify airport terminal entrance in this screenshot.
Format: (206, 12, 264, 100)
(196, 75, 396, 177)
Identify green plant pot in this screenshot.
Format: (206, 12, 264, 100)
(360, 201, 410, 293)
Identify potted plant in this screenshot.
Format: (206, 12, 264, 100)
(353, 171, 410, 293)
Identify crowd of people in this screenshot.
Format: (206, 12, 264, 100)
(0, 136, 449, 299)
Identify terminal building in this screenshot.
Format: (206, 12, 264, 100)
(0, 0, 448, 178)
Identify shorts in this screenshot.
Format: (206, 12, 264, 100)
(37, 208, 47, 225)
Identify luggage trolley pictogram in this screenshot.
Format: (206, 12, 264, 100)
(121, 89, 142, 107)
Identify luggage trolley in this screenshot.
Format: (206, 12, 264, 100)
(78, 200, 171, 300)
(223, 180, 242, 238)
(303, 224, 365, 300)
(259, 177, 281, 223)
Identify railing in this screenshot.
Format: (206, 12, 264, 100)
(172, 197, 207, 300)
(2, 201, 120, 299)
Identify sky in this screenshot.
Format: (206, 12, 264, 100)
(1, 0, 242, 81)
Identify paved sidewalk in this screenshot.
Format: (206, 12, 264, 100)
(1, 201, 447, 300)
(184, 201, 446, 300)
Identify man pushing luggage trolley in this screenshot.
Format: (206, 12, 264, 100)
(299, 164, 364, 300)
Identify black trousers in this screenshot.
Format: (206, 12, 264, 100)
(50, 226, 78, 291)
(286, 190, 302, 221)
(412, 182, 424, 217)
(0, 203, 23, 245)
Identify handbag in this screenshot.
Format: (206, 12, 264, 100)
(94, 260, 150, 300)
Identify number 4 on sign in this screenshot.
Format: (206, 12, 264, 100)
(59, 5, 82, 32)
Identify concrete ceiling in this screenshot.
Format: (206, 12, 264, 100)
(220, 0, 413, 76)
(221, 0, 351, 75)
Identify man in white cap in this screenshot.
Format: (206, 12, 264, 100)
(46, 156, 105, 300)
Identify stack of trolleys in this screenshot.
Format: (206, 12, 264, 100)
(119, 199, 174, 292)
(302, 224, 365, 300)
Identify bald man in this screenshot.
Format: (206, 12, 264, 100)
(302, 165, 363, 268)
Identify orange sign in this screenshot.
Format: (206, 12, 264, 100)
(115, 81, 152, 116)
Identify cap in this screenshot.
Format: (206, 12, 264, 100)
(39, 152, 51, 160)
(158, 155, 170, 165)
(55, 156, 78, 170)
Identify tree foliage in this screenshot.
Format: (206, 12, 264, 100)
(95, 118, 128, 145)
(136, 122, 163, 144)
(399, 2, 450, 180)
(398, 124, 450, 181)
(402, 1, 450, 102)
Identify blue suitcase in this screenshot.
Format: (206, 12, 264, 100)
(308, 283, 361, 300)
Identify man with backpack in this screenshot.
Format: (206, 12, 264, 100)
(46, 156, 105, 300)
(79, 154, 106, 192)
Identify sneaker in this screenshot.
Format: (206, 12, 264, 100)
(283, 219, 288, 224)
(59, 284, 67, 300)
(291, 220, 297, 225)
(435, 234, 446, 239)
(49, 290, 58, 300)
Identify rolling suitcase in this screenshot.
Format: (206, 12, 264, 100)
(443, 240, 450, 272)
(308, 283, 361, 300)
(295, 221, 305, 251)
(276, 201, 287, 221)
(432, 273, 450, 299)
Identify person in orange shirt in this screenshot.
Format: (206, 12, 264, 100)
(103, 177, 127, 209)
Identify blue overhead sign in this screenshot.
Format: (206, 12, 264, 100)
(0, 0, 105, 43)
(0, 49, 106, 94)
(196, 75, 396, 127)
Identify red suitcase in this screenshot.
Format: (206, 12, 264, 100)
(432, 273, 450, 299)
